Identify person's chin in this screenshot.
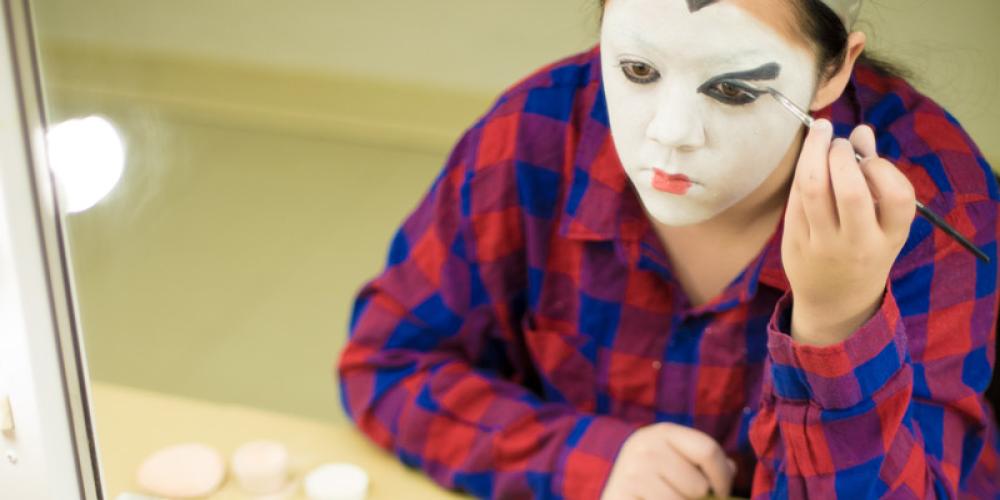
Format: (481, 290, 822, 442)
(641, 198, 711, 227)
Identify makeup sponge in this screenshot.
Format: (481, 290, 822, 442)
(304, 463, 369, 500)
(231, 440, 290, 495)
(136, 443, 225, 498)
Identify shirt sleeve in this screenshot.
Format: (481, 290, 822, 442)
(748, 153, 1000, 497)
(336, 121, 640, 500)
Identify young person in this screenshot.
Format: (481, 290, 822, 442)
(338, 0, 1000, 497)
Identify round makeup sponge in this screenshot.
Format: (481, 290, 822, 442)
(136, 443, 225, 498)
(231, 440, 290, 494)
(304, 463, 369, 500)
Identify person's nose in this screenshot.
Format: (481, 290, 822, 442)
(646, 86, 706, 152)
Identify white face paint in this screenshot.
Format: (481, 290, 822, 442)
(600, 0, 818, 226)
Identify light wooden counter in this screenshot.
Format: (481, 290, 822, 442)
(89, 382, 469, 499)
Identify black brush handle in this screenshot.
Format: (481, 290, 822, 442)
(854, 152, 989, 263)
(915, 201, 990, 263)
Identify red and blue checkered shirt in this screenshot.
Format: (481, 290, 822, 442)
(338, 44, 1000, 499)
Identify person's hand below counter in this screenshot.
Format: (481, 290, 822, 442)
(601, 422, 736, 500)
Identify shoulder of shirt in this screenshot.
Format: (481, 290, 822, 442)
(852, 63, 999, 209)
(475, 44, 600, 123)
(445, 44, 599, 194)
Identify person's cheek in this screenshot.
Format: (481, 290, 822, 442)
(610, 95, 652, 169)
(717, 117, 780, 191)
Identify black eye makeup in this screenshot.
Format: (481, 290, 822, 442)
(615, 59, 782, 107)
(701, 79, 765, 105)
(697, 62, 781, 106)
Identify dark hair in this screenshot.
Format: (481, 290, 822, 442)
(596, 0, 910, 81)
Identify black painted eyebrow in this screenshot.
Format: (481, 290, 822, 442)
(696, 63, 781, 98)
(687, 0, 720, 12)
(706, 62, 782, 82)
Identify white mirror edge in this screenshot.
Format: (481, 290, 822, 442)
(0, 0, 103, 498)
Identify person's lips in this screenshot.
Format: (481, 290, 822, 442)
(651, 168, 692, 195)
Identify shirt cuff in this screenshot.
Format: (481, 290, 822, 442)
(554, 415, 640, 500)
(765, 281, 909, 410)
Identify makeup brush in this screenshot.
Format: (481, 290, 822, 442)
(763, 86, 989, 263)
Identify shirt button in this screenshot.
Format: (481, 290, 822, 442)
(742, 406, 752, 415)
(652, 361, 662, 370)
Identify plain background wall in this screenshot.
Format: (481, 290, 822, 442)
(34, 0, 1000, 161)
(27, 0, 1000, 425)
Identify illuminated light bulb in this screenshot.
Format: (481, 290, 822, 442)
(46, 116, 125, 214)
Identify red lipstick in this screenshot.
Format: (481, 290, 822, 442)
(652, 169, 692, 195)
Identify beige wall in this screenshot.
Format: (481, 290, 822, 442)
(858, 0, 1000, 162)
(55, 103, 445, 423)
(31, 1, 1000, 422)
(32, 0, 600, 94)
(34, 0, 1000, 162)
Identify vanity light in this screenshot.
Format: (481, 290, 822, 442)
(45, 115, 125, 214)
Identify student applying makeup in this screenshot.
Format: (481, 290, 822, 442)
(600, 0, 817, 226)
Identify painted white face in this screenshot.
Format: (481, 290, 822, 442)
(600, 0, 818, 226)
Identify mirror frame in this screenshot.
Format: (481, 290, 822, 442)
(0, 0, 101, 497)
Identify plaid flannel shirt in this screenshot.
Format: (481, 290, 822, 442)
(338, 44, 1000, 499)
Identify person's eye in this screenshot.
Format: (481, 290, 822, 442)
(618, 61, 660, 84)
(705, 80, 760, 105)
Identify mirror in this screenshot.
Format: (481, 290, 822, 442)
(30, 1, 605, 498)
(24, 0, 999, 498)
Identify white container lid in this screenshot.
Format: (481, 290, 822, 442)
(135, 443, 225, 499)
(231, 440, 290, 495)
(304, 463, 369, 500)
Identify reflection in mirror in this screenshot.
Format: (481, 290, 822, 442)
(47, 116, 125, 213)
(25, 0, 1000, 498)
(30, 1, 598, 498)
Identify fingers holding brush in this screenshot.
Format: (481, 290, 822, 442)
(829, 137, 878, 237)
(847, 123, 916, 241)
(782, 120, 912, 345)
(858, 155, 916, 242)
(767, 83, 987, 262)
(794, 118, 838, 242)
